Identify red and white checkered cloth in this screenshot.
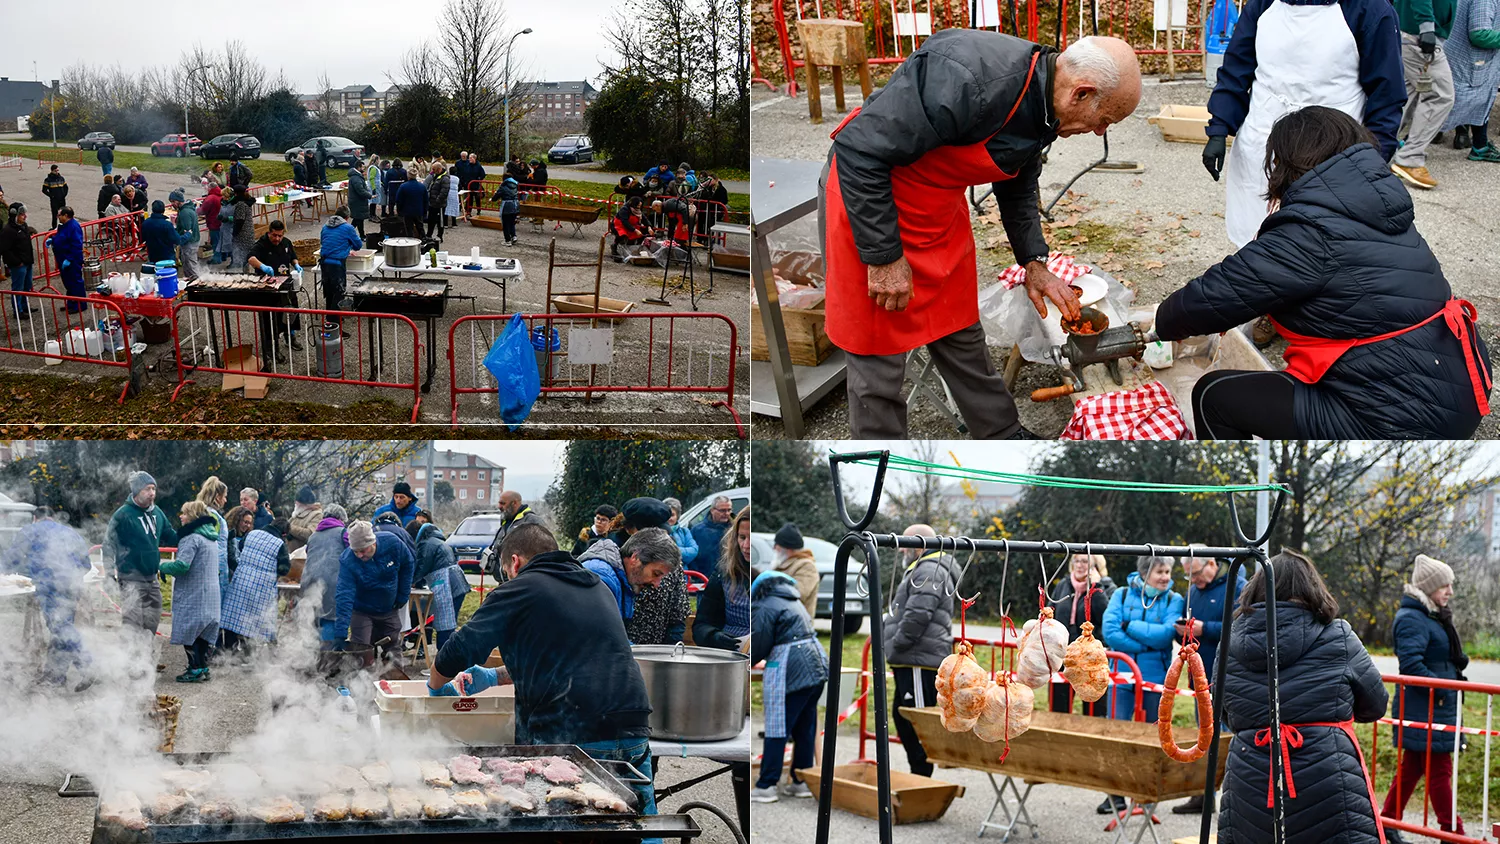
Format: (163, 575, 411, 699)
(1059, 381, 1193, 440)
(997, 252, 1093, 289)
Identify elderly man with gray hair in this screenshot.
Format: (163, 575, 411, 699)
(690, 494, 735, 571)
(580, 527, 682, 640)
(820, 32, 1143, 439)
(333, 518, 415, 654)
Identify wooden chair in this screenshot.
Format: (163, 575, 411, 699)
(795, 19, 874, 124)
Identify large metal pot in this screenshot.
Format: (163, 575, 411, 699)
(632, 643, 748, 741)
(382, 237, 422, 268)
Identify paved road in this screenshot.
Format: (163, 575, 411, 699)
(0, 135, 749, 193)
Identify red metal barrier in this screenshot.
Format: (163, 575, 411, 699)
(170, 301, 423, 421)
(30, 210, 145, 289)
(752, 46, 781, 92)
(1366, 673, 1500, 844)
(467, 178, 569, 216)
(770, 0, 1206, 95)
(447, 311, 745, 437)
(0, 153, 23, 171)
(37, 148, 83, 167)
(0, 290, 136, 403)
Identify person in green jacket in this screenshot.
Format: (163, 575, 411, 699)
(169, 190, 201, 281)
(1392, 0, 1459, 188)
(104, 471, 179, 676)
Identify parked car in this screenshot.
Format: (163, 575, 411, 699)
(446, 510, 508, 573)
(285, 136, 364, 169)
(151, 134, 202, 157)
(76, 132, 116, 151)
(547, 135, 594, 164)
(750, 531, 867, 634)
(677, 486, 750, 540)
(197, 134, 261, 160)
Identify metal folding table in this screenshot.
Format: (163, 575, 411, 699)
(651, 718, 752, 839)
(750, 157, 847, 438)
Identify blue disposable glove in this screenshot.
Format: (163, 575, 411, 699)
(428, 681, 460, 697)
(457, 665, 499, 696)
(260, 263, 275, 276)
(62, 259, 71, 269)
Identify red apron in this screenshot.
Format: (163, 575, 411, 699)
(1252, 720, 1387, 844)
(823, 51, 1041, 357)
(1270, 298, 1491, 416)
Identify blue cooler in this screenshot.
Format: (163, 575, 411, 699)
(154, 260, 179, 299)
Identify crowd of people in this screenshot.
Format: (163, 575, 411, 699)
(787, 527, 1472, 841)
(606, 164, 731, 264)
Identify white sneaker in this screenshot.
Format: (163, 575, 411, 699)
(780, 781, 813, 799)
(750, 786, 780, 803)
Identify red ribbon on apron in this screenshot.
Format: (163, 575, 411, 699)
(1270, 298, 1491, 415)
(821, 51, 1041, 357)
(1252, 720, 1387, 844)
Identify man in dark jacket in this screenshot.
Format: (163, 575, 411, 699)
(750, 569, 828, 803)
(50, 207, 86, 310)
(373, 481, 422, 526)
(1380, 554, 1468, 840)
(395, 177, 427, 238)
(572, 504, 619, 557)
(821, 33, 1141, 439)
(334, 520, 415, 653)
(1155, 108, 1491, 440)
(228, 160, 252, 191)
(103, 471, 179, 676)
(42, 165, 68, 228)
(881, 524, 956, 777)
(579, 529, 680, 637)
(140, 201, 178, 264)
(483, 491, 546, 576)
(96, 143, 114, 177)
(428, 523, 658, 821)
(0, 204, 37, 320)
(97, 175, 122, 219)
(690, 495, 734, 568)
(292, 158, 309, 188)
(462, 153, 485, 219)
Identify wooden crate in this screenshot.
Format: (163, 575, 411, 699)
(904, 707, 1227, 806)
(796, 764, 966, 824)
(1147, 105, 1224, 145)
(751, 302, 832, 367)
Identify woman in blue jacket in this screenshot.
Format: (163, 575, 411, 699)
(750, 569, 827, 804)
(1380, 554, 1469, 840)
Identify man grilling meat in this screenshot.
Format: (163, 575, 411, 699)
(820, 32, 1142, 438)
(428, 523, 658, 828)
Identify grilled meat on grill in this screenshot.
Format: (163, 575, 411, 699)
(248, 796, 305, 824)
(196, 795, 242, 824)
(482, 784, 537, 813)
(452, 789, 489, 815)
(538, 757, 583, 785)
(388, 759, 423, 786)
(100, 791, 147, 831)
(349, 789, 390, 820)
(388, 788, 423, 819)
(146, 791, 195, 823)
(422, 788, 458, 819)
(216, 764, 262, 792)
(448, 755, 493, 785)
(483, 758, 529, 786)
(327, 765, 367, 792)
(161, 768, 215, 795)
(312, 793, 350, 822)
(577, 782, 630, 813)
(420, 761, 453, 788)
(360, 762, 392, 788)
(544, 786, 590, 808)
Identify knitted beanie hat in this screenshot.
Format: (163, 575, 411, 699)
(1411, 554, 1454, 596)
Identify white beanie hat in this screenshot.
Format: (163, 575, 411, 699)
(1411, 554, 1454, 596)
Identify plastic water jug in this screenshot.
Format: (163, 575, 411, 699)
(44, 339, 62, 363)
(316, 322, 343, 379)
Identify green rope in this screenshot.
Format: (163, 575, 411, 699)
(832, 451, 1291, 495)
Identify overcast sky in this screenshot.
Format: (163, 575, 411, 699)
(434, 440, 567, 478)
(4, 0, 620, 93)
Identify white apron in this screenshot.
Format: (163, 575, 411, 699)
(1224, 0, 1366, 247)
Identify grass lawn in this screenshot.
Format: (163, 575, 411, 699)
(0, 143, 747, 213)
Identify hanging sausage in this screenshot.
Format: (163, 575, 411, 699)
(1062, 620, 1110, 702)
(1015, 607, 1069, 688)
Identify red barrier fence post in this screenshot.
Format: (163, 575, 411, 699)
(170, 301, 423, 421)
(0, 291, 137, 403)
(447, 311, 745, 437)
(0, 153, 23, 171)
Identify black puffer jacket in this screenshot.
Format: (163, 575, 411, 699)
(882, 552, 958, 670)
(1156, 143, 1491, 439)
(1219, 603, 1388, 844)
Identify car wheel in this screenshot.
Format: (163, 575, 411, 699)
(842, 614, 864, 635)
(175, 148, 184, 158)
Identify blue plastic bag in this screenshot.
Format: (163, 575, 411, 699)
(483, 313, 540, 429)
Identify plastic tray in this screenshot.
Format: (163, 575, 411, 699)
(373, 680, 515, 745)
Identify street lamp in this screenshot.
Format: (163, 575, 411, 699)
(185, 64, 210, 137)
(503, 27, 534, 165)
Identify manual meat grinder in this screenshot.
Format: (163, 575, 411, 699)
(1052, 306, 1147, 391)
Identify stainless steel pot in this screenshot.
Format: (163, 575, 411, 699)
(382, 237, 422, 268)
(632, 643, 748, 741)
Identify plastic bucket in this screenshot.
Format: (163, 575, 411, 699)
(532, 326, 561, 382)
(154, 261, 179, 299)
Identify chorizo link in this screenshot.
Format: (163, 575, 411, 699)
(1158, 643, 1214, 762)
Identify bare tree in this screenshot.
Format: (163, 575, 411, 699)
(440, 0, 508, 150)
(399, 43, 445, 91)
(317, 70, 338, 120)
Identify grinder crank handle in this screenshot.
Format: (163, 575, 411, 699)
(1031, 384, 1076, 402)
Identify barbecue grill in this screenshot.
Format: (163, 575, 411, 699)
(349, 279, 451, 318)
(184, 275, 299, 307)
(74, 745, 703, 844)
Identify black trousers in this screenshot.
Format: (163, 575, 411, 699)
(425, 208, 444, 240)
(502, 213, 518, 243)
(892, 666, 939, 777)
(321, 260, 346, 315)
(1049, 680, 1107, 716)
(1191, 370, 1301, 440)
(756, 683, 823, 788)
(50, 201, 65, 229)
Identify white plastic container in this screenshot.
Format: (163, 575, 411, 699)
(471, 246, 480, 260)
(437, 251, 449, 264)
(373, 679, 515, 745)
(44, 339, 62, 363)
(63, 328, 103, 357)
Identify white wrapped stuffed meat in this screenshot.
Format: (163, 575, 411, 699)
(1015, 607, 1068, 688)
(971, 677, 1035, 742)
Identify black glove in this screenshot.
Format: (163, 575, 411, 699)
(1419, 30, 1437, 58)
(1203, 135, 1227, 181)
(1120, 619, 1131, 633)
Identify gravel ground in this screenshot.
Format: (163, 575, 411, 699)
(0, 159, 749, 437)
(749, 77, 1500, 440)
(0, 612, 744, 844)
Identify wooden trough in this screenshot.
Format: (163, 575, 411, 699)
(550, 294, 636, 322)
(521, 200, 605, 236)
(903, 706, 1227, 806)
(796, 764, 967, 825)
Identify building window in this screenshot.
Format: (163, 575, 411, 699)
(478, 471, 485, 481)
(414, 469, 425, 480)
(477, 489, 486, 500)
(460, 488, 468, 500)
(461, 470, 469, 480)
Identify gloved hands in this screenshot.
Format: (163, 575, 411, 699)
(260, 263, 276, 276)
(1419, 30, 1437, 58)
(455, 665, 499, 696)
(1203, 136, 1227, 181)
(61, 259, 71, 269)
(429, 680, 460, 696)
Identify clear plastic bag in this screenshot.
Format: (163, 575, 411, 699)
(979, 266, 1137, 363)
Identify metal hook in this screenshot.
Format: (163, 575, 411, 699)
(948, 538, 978, 597)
